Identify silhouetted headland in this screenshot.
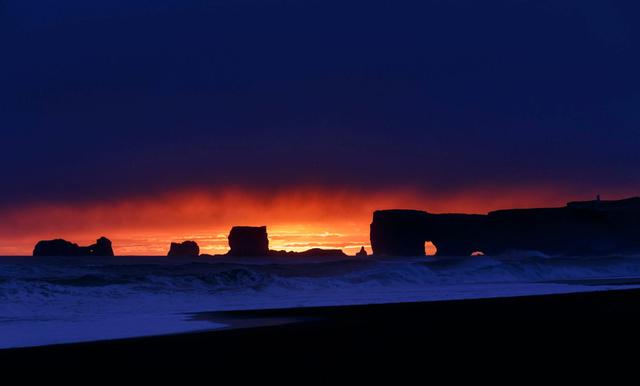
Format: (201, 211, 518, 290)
(33, 237, 114, 257)
(371, 196, 640, 256)
(167, 241, 200, 257)
(355, 246, 368, 257)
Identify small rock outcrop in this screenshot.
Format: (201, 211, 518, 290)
(355, 247, 368, 257)
(33, 237, 114, 257)
(85, 237, 114, 256)
(296, 248, 347, 258)
(227, 226, 269, 256)
(268, 248, 347, 258)
(167, 240, 200, 257)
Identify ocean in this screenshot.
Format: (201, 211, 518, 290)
(2, 253, 640, 348)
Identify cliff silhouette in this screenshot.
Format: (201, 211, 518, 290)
(33, 237, 114, 257)
(30, 197, 640, 258)
(370, 197, 640, 256)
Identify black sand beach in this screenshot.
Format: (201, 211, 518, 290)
(2, 288, 640, 376)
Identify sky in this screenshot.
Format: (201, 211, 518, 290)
(1, 0, 640, 255)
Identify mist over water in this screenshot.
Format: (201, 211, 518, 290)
(2, 253, 640, 348)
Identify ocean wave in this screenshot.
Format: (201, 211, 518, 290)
(3, 254, 640, 298)
(4, 254, 640, 350)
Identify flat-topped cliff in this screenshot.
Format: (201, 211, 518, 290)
(371, 197, 640, 257)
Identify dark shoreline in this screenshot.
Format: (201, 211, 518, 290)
(3, 288, 640, 372)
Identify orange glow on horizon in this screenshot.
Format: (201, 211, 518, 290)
(425, 241, 437, 256)
(0, 186, 616, 256)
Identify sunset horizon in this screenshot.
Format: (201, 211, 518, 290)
(2, 0, 640, 372)
(0, 185, 629, 256)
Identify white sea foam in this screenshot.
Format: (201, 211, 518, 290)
(2, 254, 640, 348)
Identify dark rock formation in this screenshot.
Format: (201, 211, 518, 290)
(268, 248, 347, 258)
(86, 237, 114, 256)
(370, 197, 640, 257)
(297, 248, 347, 257)
(227, 226, 269, 256)
(355, 247, 368, 257)
(167, 240, 200, 257)
(225, 226, 347, 258)
(33, 237, 114, 257)
(33, 239, 81, 256)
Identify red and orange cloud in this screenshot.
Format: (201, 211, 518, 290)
(0, 185, 607, 256)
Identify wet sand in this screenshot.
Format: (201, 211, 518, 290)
(2, 288, 640, 375)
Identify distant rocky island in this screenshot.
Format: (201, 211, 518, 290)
(33, 237, 114, 257)
(32, 196, 640, 257)
(371, 197, 640, 256)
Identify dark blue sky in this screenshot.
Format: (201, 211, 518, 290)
(2, 0, 640, 206)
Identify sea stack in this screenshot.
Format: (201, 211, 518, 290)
(33, 237, 114, 257)
(89, 237, 114, 256)
(33, 239, 81, 256)
(227, 226, 269, 256)
(167, 241, 200, 257)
